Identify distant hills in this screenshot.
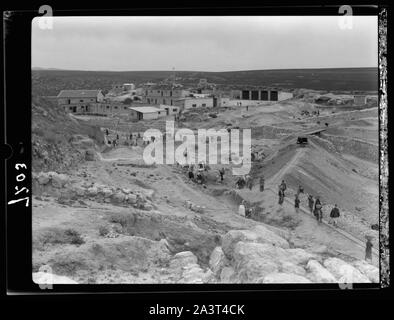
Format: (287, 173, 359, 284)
(32, 67, 378, 95)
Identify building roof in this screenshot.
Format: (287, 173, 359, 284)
(128, 106, 161, 113)
(57, 90, 102, 98)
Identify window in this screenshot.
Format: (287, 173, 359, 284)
(163, 99, 166, 105)
(114, 106, 118, 109)
(170, 91, 172, 97)
(192, 104, 197, 108)
(202, 103, 206, 107)
(173, 108, 177, 112)
(124, 107, 127, 110)
(80, 99, 84, 102)
(107, 106, 110, 109)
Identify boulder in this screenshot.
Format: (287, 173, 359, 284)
(280, 262, 307, 277)
(87, 186, 99, 197)
(33, 272, 78, 284)
(261, 272, 312, 284)
(285, 248, 319, 265)
(170, 251, 198, 268)
(111, 192, 126, 204)
(37, 172, 51, 185)
(222, 226, 289, 260)
(306, 260, 337, 283)
(126, 194, 137, 204)
(233, 242, 279, 282)
(50, 172, 69, 188)
(323, 258, 371, 283)
(209, 247, 228, 277)
(85, 149, 97, 161)
(220, 267, 236, 283)
(352, 260, 379, 283)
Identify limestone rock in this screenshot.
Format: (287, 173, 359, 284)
(222, 226, 289, 260)
(37, 172, 50, 185)
(220, 267, 236, 283)
(33, 272, 78, 284)
(280, 261, 306, 277)
(261, 272, 312, 283)
(323, 257, 371, 283)
(50, 172, 69, 188)
(209, 246, 228, 277)
(352, 260, 379, 283)
(306, 260, 337, 283)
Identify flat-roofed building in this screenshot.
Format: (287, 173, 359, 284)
(231, 88, 293, 102)
(142, 86, 190, 106)
(128, 106, 166, 121)
(174, 97, 214, 110)
(57, 89, 105, 113)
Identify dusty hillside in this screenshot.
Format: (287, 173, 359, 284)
(32, 89, 379, 285)
(32, 96, 104, 172)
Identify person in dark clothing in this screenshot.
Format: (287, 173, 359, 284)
(116, 134, 119, 140)
(246, 105, 249, 111)
(280, 180, 287, 196)
(297, 185, 304, 195)
(219, 168, 225, 182)
(278, 189, 284, 205)
(188, 170, 194, 180)
(259, 176, 265, 192)
(365, 238, 373, 263)
(308, 195, 314, 214)
(105, 129, 109, 136)
(236, 176, 245, 189)
(314, 197, 322, 222)
(294, 194, 300, 213)
(329, 204, 340, 226)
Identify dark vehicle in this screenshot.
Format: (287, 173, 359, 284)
(297, 136, 308, 146)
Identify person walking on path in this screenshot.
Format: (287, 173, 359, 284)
(280, 180, 287, 196)
(238, 200, 246, 217)
(365, 237, 373, 263)
(329, 204, 340, 226)
(219, 168, 225, 183)
(314, 196, 323, 223)
(278, 188, 284, 205)
(308, 194, 314, 214)
(294, 194, 300, 213)
(245, 175, 253, 190)
(259, 176, 265, 192)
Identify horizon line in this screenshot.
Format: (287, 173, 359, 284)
(32, 66, 378, 73)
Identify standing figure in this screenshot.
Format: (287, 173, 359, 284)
(238, 201, 246, 217)
(314, 196, 322, 223)
(280, 180, 287, 196)
(219, 168, 225, 182)
(278, 189, 284, 205)
(329, 204, 340, 226)
(294, 194, 300, 213)
(259, 176, 265, 192)
(308, 194, 314, 214)
(245, 175, 252, 190)
(365, 237, 373, 263)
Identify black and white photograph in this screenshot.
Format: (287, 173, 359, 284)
(27, 12, 383, 287)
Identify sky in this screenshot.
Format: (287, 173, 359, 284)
(32, 16, 378, 72)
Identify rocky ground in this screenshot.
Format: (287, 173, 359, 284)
(32, 93, 379, 285)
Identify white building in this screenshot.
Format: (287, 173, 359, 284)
(159, 105, 181, 116)
(57, 89, 105, 113)
(128, 106, 166, 121)
(174, 97, 214, 110)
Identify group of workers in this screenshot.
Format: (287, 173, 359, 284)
(276, 179, 341, 225)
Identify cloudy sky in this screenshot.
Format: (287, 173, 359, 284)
(32, 16, 378, 71)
